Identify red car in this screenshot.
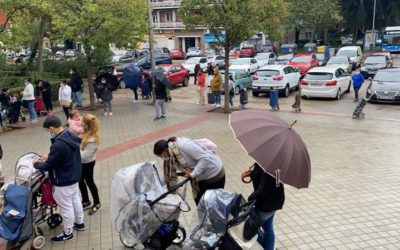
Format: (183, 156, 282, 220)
(157, 64, 189, 86)
(169, 49, 185, 59)
(289, 53, 319, 75)
(239, 47, 257, 57)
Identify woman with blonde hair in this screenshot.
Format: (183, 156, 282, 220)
(79, 114, 101, 215)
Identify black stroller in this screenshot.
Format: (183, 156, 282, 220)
(111, 162, 190, 250)
(7, 100, 26, 123)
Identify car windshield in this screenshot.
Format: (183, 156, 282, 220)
(188, 47, 197, 51)
(137, 55, 148, 62)
(257, 70, 279, 77)
(305, 72, 333, 80)
(231, 58, 250, 65)
(328, 57, 348, 64)
(184, 57, 199, 64)
(364, 56, 386, 64)
(255, 53, 268, 60)
(277, 54, 293, 60)
(337, 50, 356, 58)
(374, 71, 400, 82)
(316, 54, 325, 60)
(292, 56, 312, 63)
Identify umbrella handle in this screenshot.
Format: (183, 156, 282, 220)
(241, 165, 254, 184)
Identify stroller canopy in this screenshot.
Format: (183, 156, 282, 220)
(122, 65, 142, 89)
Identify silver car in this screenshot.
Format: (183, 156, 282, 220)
(366, 68, 400, 103)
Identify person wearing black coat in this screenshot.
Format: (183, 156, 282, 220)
(69, 68, 83, 107)
(96, 78, 113, 116)
(154, 78, 166, 121)
(37, 80, 53, 114)
(248, 163, 285, 250)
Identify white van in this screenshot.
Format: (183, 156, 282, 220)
(336, 46, 362, 69)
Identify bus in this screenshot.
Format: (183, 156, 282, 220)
(381, 26, 400, 52)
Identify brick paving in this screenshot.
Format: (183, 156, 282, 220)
(1, 74, 400, 249)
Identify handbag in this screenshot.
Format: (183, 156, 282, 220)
(243, 204, 261, 241)
(60, 99, 71, 107)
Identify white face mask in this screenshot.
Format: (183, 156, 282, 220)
(161, 156, 170, 161)
(101, 79, 106, 84)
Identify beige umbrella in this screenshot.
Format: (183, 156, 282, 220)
(229, 110, 311, 189)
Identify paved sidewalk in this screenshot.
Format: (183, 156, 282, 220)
(1, 88, 400, 249)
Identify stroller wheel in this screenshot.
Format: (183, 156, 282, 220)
(172, 226, 186, 245)
(47, 213, 63, 228)
(119, 233, 137, 248)
(22, 116, 26, 122)
(32, 236, 46, 249)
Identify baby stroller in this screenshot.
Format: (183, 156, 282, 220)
(187, 189, 254, 250)
(0, 153, 62, 249)
(7, 100, 26, 123)
(141, 82, 151, 100)
(111, 161, 190, 249)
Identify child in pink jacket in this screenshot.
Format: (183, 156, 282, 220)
(68, 110, 83, 136)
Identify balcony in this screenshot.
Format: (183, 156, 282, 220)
(151, 0, 181, 9)
(154, 21, 184, 29)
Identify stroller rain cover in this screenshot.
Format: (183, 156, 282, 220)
(110, 161, 188, 246)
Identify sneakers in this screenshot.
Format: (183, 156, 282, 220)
(73, 223, 86, 231)
(30, 119, 38, 123)
(88, 204, 102, 216)
(108, 112, 113, 116)
(160, 115, 166, 119)
(51, 232, 74, 243)
(153, 117, 160, 121)
(216, 104, 221, 108)
(104, 112, 108, 116)
(82, 201, 92, 210)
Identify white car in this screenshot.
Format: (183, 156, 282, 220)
(326, 56, 352, 73)
(254, 52, 276, 67)
(230, 58, 259, 74)
(300, 66, 352, 100)
(182, 57, 208, 75)
(207, 55, 225, 68)
(252, 65, 301, 97)
(186, 47, 203, 57)
(65, 49, 76, 57)
(336, 46, 363, 69)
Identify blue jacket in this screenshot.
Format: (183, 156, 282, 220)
(352, 73, 364, 88)
(34, 130, 82, 187)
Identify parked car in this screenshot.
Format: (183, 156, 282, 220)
(155, 47, 170, 55)
(65, 49, 76, 57)
(372, 51, 393, 67)
(239, 46, 257, 57)
(326, 56, 352, 73)
(361, 55, 391, 78)
(135, 53, 172, 69)
(204, 48, 216, 57)
(98, 64, 131, 89)
(300, 66, 351, 100)
(54, 51, 64, 60)
(275, 53, 294, 65)
(182, 56, 208, 75)
(254, 52, 277, 67)
(140, 48, 150, 56)
(336, 46, 363, 69)
(289, 53, 319, 75)
(366, 68, 400, 103)
(252, 65, 301, 97)
(208, 55, 225, 69)
(186, 47, 203, 57)
(229, 49, 240, 58)
(315, 53, 328, 66)
(169, 49, 185, 59)
(230, 58, 259, 74)
(220, 70, 253, 94)
(157, 64, 189, 87)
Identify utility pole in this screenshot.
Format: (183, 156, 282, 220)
(147, 0, 156, 104)
(371, 0, 377, 51)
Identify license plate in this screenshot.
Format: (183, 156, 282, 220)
(310, 82, 323, 86)
(368, 71, 375, 75)
(378, 95, 394, 100)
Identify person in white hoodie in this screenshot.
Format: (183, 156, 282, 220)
(79, 114, 101, 215)
(58, 80, 72, 119)
(22, 78, 36, 122)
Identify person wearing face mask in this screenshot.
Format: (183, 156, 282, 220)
(69, 68, 83, 108)
(153, 136, 225, 205)
(97, 77, 113, 116)
(59, 80, 72, 120)
(33, 116, 85, 243)
(22, 78, 37, 123)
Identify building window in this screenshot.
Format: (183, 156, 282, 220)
(152, 14, 157, 23)
(166, 12, 173, 22)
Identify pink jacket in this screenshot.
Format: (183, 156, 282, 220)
(68, 118, 83, 136)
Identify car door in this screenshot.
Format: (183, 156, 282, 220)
(167, 66, 179, 85)
(284, 66, 296, 88)
(234, 71, 243, 89)
(250, 59, 258, 73)
(241, 71, 252, 88)
(336, 68, 347, 91)
(199, 58, 208, 69)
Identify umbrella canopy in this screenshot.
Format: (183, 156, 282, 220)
(122, 65, 142, 89)
(95, 72, 119, 91)
(153, 69, 172, 89)
(229, 110, 311, 189)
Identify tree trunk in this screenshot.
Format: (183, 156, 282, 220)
(324, 30, 329, 46)
(295, 28, 300, 44)
(223, 38, 230, 113)
(84, 43, 96, 110)
(37, 16, 46, 74)
(310, 26, 316, 43)
(27, 39, 39, 70)
(352, 26, 359, 45)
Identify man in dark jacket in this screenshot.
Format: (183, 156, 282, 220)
(69, 68, 83, 107)
(0, 88, 11, 111)
(248, 163, 285, 250)
(34, 116, 85, 243)
(154, 78, 167, 121)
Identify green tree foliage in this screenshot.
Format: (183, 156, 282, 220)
(179, 0, 287, 112)
(51, 0, 148, 109)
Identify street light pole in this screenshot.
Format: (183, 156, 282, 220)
(372, 0, 377, 51)
(147, 0, 156, 104)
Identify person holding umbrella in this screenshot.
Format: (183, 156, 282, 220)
(153, 70, 172, 121)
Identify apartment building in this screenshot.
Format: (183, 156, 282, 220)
(150, 0, 209, 52)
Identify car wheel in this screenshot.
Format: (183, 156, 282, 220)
(284, 85, 290, 97)
(182, 77, 189, 86)
(346, 81, 351, 93)
(252, 91, 259, 97)
(119, 80, 126, 89)
(235, 86, 240, 95)
(336, 88, 342, 100)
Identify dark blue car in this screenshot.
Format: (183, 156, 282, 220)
(135, 53, 172, 69)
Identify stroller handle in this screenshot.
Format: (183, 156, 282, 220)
(149, 177, 191, 207)
(227, 200, 256, 228)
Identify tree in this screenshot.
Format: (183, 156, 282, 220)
(179, 0, 287, 112)
(51, 0, 148, 110)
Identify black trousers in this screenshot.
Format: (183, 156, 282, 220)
(62, 106, 69, 119)
(79, 161, 100, 205)
(43, 95, 52, 112)
(133, 88, 138, 100)
(195, 175, 226, 205)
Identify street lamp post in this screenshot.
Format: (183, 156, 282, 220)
(147, 0, 156, 104)
(371, 0, 377, 51)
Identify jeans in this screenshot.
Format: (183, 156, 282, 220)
(256, 210, 276, 250)
(353, 86, 360, 100)
(27, 100, 36, 121)
(103, 100, 112, 112)
(72, 91, 83, 107)
(79, 161, 100, 205)
(213, 91, 221, 105)
(155, 99, 166, 118)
